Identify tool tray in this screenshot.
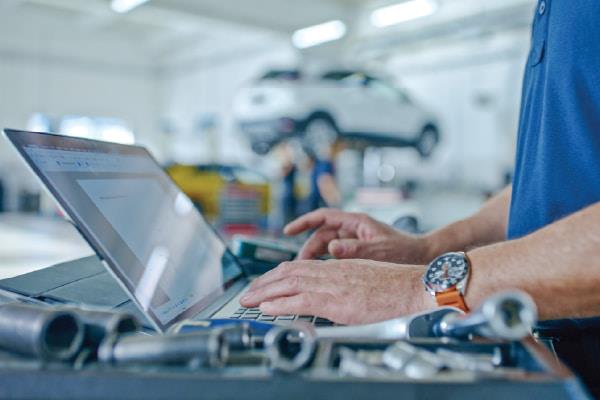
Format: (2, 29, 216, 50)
(0, 336, 590, 399)
(0, 257, 591, 399)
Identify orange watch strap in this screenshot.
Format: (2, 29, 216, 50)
(436, 289, 469, 312)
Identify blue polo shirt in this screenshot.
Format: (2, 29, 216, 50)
(507, 0, 600, 240)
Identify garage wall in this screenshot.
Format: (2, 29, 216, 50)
(0, 4, 296, 210)
(0, 9, 163, 210)
(159, 42, 297, 165)
(0, 60, 161, 143)
(0, 58, 163, 210)
(380, 29, 530, 189)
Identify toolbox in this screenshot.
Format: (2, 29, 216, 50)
(0, 257, 592, 400)
(0, 335, 590, 399)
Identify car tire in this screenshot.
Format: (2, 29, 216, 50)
(303, 117, 339, 156)
(251, 142, 272, 155)
(416, 126, 439, 158)
(392, 215, 420, 234)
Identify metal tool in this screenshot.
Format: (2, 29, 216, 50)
(340, 341, 506, 380)
(217, 323, 252, 351)
(98, 329, 229, 368)
(316, 290, 537, 342)
(338, 343, 444, 380)
(315, 307, 459, 341)
(170, 319, 255, 350)
(263, 324, 317, 372)
(436, 291, 537, 340)
(382, 341, 507, 378)
(338, 347, 390, 378)
(383, 341, 444, 379)
(70, 308, 140, 348)
(434, 348, 501, 372)
(0, 303, 84, 361)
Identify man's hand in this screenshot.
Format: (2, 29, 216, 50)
(239, 259, 435, 325)
(285, 208, 432, 264)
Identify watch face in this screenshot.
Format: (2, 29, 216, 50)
(424, 253, 469, 293)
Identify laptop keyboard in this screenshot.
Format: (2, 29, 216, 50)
(229, 307, 335, 326)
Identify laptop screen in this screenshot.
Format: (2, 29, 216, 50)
(5, 130, 244, 331)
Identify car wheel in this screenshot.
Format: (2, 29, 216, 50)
(251, 142, 272, 155)
(416, 126, 439, 158)
(392, 215, 420, 234)
(303, 118, 339, 156)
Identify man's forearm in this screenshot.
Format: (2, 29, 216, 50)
(423, 186, 512, 259)
(466, 201, 600, 320)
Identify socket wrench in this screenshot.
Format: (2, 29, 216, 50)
(99, 329, 229, 368)
(0, 303, 84, 361)
(315, 290, 537, 342)
(436, 291, 537, 340)
(263, 324, 317, 372)
(315, 307, 459, 341)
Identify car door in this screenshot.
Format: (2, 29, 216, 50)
(359, 78, 422, 141)
(317, 71, 372, 134)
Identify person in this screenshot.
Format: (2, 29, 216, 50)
(274, 142, 299, 228)
(303, 146, 341, 212)
(241, 0, 600, 391)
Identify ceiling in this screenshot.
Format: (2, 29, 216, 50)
(2, 0, 537, 38)
(0, 0, 537, 68)
(1, 0, 366, 38)
(150, 0, 368, 33)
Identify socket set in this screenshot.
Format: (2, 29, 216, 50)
(0, 292, 591, 399)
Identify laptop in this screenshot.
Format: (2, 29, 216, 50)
(3, 129, 332, 333)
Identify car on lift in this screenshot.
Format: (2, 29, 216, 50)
(233, 68, 440, 157)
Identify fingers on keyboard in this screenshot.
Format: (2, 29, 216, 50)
(228, 308, 335, 326)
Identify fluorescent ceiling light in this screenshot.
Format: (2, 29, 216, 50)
(292, 20, 347, 49)
(371, 0, 437, 28)
(111, 0, 150, 14)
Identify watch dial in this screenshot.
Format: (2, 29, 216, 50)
(425, 254, 469, 292)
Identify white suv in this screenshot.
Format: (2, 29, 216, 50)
(233, 69, 440, 157)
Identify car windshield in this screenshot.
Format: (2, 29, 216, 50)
(259, 70, 302, 81)
(321, 71, 374, 86)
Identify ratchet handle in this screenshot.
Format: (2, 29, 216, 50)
(435, 291, 538, 340)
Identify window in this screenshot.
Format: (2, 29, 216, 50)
(26, 113, 135, 144)
(26, 113, 52, 133)
(59, 116, 135, 144)
(321, 70, 373, 86)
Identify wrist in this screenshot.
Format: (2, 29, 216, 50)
(406, 266, 437, 313)
(419, 233, 444, 262)
(417, 281, 437, 311)
(421, 218, 475, 261)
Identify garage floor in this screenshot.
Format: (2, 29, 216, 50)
(0, 213, 93, 279)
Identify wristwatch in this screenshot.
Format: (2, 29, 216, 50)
(422, 252, 471, 312)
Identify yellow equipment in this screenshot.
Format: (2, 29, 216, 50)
(166, 164, 270, 234)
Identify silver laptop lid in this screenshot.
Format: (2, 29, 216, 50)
(4, 129, 244, 332)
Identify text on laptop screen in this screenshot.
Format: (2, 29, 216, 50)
(12, 133, 242, 329)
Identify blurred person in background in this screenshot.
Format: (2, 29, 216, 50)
(274, 142, 299, 228)
(303, 141, 342, 212)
